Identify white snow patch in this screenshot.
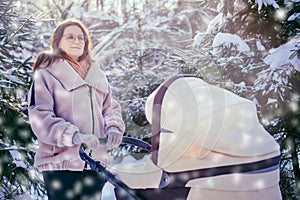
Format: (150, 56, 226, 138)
(288, 13, 300, 21)
(206, 13, 224, 34)
(256, 40, 266, 51)
(250, 0, 279, 11)
(9, 149, 27, 168)
(267, 98, 277, 105)
(193, 32, 205, 47)
(264, 38, 300, 71)
(212, 32, 250, 53)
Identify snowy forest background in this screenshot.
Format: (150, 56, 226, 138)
(0, 0, 299, 199)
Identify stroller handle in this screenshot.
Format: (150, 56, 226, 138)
(81, 136, 152, 152)
(79, 136, 151, 200)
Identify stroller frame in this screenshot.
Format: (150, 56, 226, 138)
(80, 75, 281, 200)
(79, 136, 150, 200)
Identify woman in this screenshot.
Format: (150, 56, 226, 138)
(28, 19, 125, 200)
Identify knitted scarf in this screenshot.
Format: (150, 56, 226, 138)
(68, 60, 90, 79)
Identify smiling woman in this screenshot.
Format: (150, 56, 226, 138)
(59, 26, 86, 60)
(27, 18, 125, 200)
(32, 19, 94, 78)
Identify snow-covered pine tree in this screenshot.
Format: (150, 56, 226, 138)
(183, 0, 300, 198)
(0, 0, 45, 199)
(246, 1, 300, 198)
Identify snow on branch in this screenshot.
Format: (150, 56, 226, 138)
(288, 12, 300, 21)
(264, 38, 300, 72)
(249, 0, 279, 12)
(212, 32, 250, 53)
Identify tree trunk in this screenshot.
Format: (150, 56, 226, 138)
(121, 0, 128, 20)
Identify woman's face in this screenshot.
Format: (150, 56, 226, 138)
(59, 25, 85, 61)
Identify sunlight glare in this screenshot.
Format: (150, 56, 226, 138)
(274, 8, 287, 21)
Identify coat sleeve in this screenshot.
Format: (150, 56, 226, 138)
(102, 85, 125, 134)
(27, 69, 79, 147)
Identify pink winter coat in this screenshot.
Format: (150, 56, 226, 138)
(28, 59, 125, 172)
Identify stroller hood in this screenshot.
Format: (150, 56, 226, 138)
(145, 76, 280, 169)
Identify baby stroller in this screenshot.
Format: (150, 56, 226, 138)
(81, 75, 282, 200)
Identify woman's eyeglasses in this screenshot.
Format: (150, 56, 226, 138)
(63, 34, 86, 43)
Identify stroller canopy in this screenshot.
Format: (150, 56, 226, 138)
(112, 75, 280, 197)
(145, 75, 280, 170)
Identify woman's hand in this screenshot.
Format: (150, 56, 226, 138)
(73, 132, 99, 150)
(106, 127, 123, 148)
